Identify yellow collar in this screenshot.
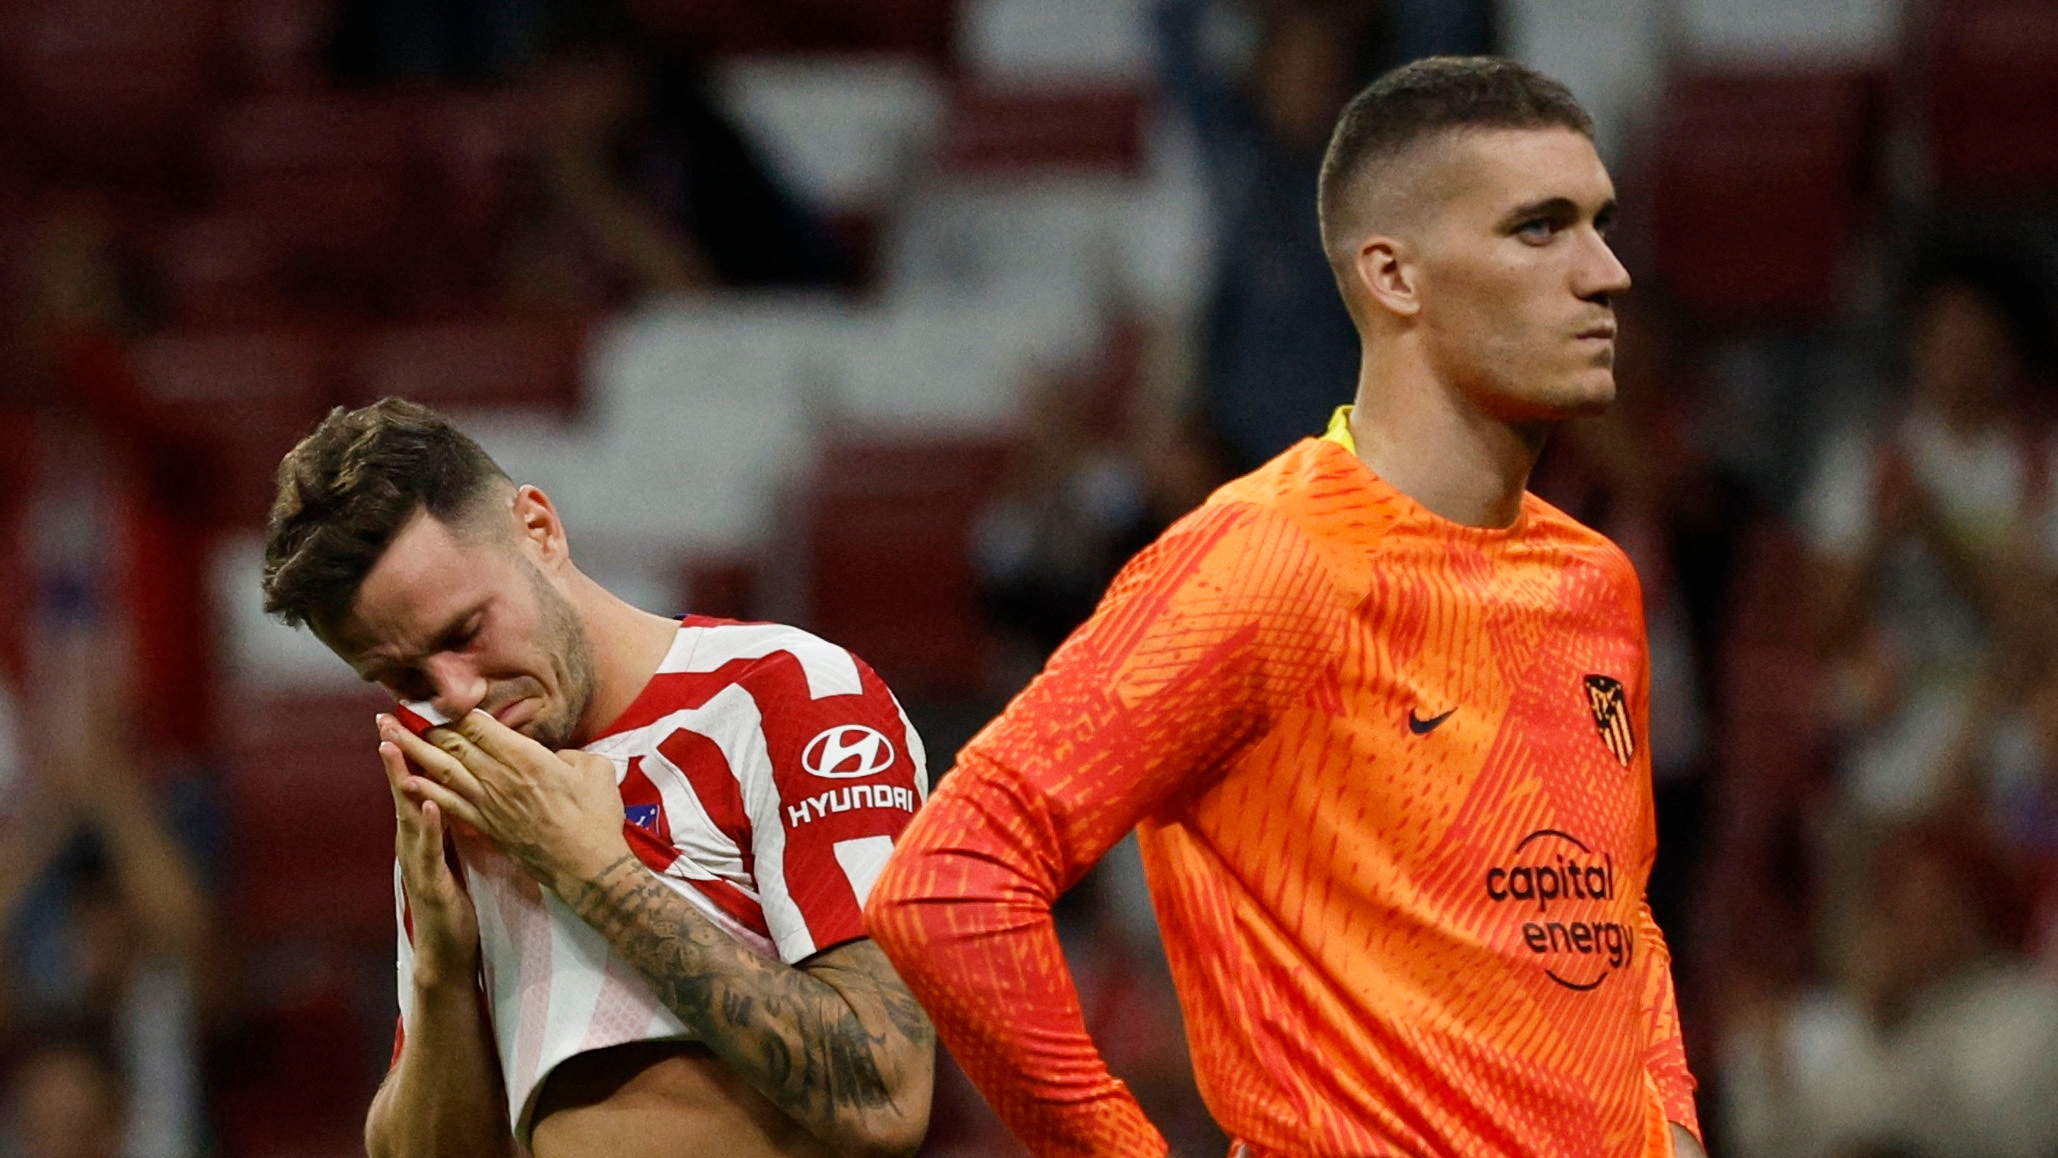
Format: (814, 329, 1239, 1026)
(1322, 405, 1356, 453)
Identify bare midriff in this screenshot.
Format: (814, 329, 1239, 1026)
(528, 1041, 833, 1158)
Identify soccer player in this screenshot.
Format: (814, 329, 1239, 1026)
(865, 57, 1703, 1158)
(260, 400, 934, 1158)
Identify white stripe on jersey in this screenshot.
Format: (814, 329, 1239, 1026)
(667, 621, 864, 699)
(890, 697, 931, 805)
(833, 835, 896, 903)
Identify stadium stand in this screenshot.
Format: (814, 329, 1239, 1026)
(1648, 67, 1883, 324)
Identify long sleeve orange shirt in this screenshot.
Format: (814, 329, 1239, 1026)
(868, 421, 1698, 1158)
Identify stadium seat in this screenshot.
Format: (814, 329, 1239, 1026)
(0, 0, 219, 178)
(341, 318, 587, 414)
(1648, 68, 1882, 324)
(938, 85, 1148, 175)
(625, 0, 953, 57)
(152, 209, 297, 325)
(1920, 0, 2058, 200)
(219, 688, 397, 946)
(211, 957, 387, 1158)
(683, 555, 762, 621)
(803, 437, 1013, 698)
(207, 93, 424, 306)
(125, 326, 336, 525)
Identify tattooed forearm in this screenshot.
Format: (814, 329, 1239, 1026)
(559, 856, 932, 1151)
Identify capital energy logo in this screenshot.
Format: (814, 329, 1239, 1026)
(1483, 828, 1635, 991)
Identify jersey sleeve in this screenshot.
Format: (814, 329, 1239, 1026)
(1636, 899, 1701, 1141)
(865, 500, 1338, 1158)
(742, 647, 929, 963)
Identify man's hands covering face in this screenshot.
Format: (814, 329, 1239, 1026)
(377, 711, 633, 898)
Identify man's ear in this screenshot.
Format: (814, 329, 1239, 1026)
(1355, 235, 1421, 319)
(510, 485, 570, 568)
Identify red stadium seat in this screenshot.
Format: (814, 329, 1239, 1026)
(0, 0, 219, 177)
(939, 86, 1149, 176)
(625, 0, 953, 57)
(803, 437, 1013, 697)
(207, 94, 424, 305)
(152, 209, 297, 325)
(1648, 68, 1882, 324)
(126, 326, 336, 525)
(211, 961, 387, 1158)
(342, 318, 587, 413)
(1920, 0, 2058, 200)
(220, 688, 398, 946)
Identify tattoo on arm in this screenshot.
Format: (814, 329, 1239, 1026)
(560, 854, 932, 1134)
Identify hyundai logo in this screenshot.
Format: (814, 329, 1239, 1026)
(801, 725, 896, 779)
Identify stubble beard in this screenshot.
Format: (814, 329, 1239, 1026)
(523, 561, 598, 750)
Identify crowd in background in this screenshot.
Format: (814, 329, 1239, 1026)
(1, 0, 2057, 1156)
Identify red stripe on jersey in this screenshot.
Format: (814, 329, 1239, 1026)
(659, 729, 755, 882)
(618, 756, 680, 874)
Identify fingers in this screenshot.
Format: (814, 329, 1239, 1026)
(382, 740, 446, 878)
(378, 732, 489, 836)
(402, 770, 487, 834)
(452, 708, 556, 768)
(378, 715, 489, 802)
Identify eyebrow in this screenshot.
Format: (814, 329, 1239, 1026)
(1500, 196, 1617, 230)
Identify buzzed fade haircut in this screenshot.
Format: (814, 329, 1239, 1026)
(1318, 56, 1594, 269)
(263, 397, 511, 634)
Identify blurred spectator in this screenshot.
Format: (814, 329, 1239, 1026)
(1933, 640, 2058, 971)
(1801, 250, 2051, 822)
(494, 52, 715, 312)
(3, 1028, 128, 1158)
(973, 354, 1230, 673)
(0, 625, 209, 1158)
(493, 36, 861, 312)
(1718, 820, 2058, 1158)
(1154, 0, 1379, 473)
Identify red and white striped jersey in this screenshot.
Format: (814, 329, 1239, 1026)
(391, 616, 929, 1136)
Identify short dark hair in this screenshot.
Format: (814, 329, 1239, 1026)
(1318, 56, 1594, 258)
(262, 397, 510, 634)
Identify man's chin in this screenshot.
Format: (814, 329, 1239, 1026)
(1547, 372, 1617, 419)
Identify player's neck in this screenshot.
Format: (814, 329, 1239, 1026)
(1348, 349, 1548, 530)
(564, 569, 682, 744)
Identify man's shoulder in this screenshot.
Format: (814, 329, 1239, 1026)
(1517, 493, 1644, 593)
(1156, 438, 1402, 588)
(592, 619, 884, 747)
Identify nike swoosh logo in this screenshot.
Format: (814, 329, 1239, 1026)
(1408, 707, 1456, 734)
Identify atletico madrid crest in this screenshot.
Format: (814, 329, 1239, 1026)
(1583, 675, 1635, 767)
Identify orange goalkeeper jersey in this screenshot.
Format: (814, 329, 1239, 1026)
(867, 414, 1698, 1158)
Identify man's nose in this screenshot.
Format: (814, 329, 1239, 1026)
(420, 654, 487, 718)
(1578, 230, 1632, 300)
